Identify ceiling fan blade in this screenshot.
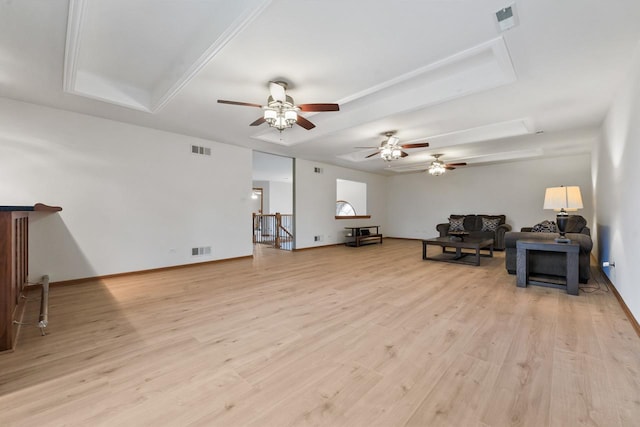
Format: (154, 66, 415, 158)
(445, 166, 456, 170)
(298, 103, 340, 112)
(400, 151, 409, 157)
(269, 81, 286, 102)
(249, 117, 266, 126)
(296, 116, 316, 130)
(365, 152, 379, 158)
(217, 100, 263, 108)
(400, 142, 429, 149)
(446, 162, 467, 166)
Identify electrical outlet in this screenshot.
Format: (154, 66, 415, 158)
(314, 235, 323, 242)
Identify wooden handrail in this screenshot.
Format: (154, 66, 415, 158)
(34, 203, 62, 212)
(253, 213, 293, 250)
(279, 224, 293, 238)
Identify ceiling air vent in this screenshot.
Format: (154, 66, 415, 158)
(495, 4, 518, 32)
(191, 145, 211, 156)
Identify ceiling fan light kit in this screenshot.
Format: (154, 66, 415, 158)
(427, 154, 467, 176)
(379, 134, 402, 161)
(428, 159, 446, 176)
(263, 106, 297, 131)
(380, 147, 402, 162)
(217, 81, 339, 132)
(360, 131, 429, 162)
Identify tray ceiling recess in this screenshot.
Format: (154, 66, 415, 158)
(63, 0, 271, 112)
(338, 119, 533, 164)
(255, 36, 518, 147)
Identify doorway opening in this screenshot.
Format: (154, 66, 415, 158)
(252, 152, 294, 250)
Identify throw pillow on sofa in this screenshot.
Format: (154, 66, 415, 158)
(566, 215, 587, 233)
(481, 217, 501, 232)
(531, 220, 557, 233)
(449, 217, 465, 232)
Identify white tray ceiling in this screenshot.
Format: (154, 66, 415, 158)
(1, 0, 639, 173)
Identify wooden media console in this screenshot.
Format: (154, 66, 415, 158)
(344, 225, 383, 247)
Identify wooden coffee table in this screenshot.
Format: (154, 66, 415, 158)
(422, 236, 494, 266)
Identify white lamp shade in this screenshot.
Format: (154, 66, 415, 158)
(543, 186, 583, 211)
(264, 109, 277, 121)
(284, 110, 297, 122)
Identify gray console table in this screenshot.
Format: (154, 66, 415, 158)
(516, 239, 579, 295)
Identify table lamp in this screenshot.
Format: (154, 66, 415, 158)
(543, 186, 583, 243)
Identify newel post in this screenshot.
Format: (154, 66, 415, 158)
(275, 212, 281, 249)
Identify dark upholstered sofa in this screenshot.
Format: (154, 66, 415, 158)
(436, 214, 512, 250)
(504, 215, 593, 283)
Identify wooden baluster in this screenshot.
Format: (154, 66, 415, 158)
(275, 213, 281, 249)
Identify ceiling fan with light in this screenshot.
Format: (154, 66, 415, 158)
(217, 81, 339, 132)
(356, 131, 429, 162)
(427, 154, 467, 175)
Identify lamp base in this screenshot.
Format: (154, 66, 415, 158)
(555, 211, 570, 244)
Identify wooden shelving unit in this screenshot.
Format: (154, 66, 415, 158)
(344, 225, 383, 247)
(0, 203, 61, 352)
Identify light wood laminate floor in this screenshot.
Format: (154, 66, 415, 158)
(1, 239, 639, 426)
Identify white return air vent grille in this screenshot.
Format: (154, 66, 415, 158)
(191, 145, 211, 156)
(191, 246, 212, 256)
(495, 4, 518, 32)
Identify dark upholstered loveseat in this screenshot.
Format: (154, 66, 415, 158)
(504, 215, 593, 283)
(436, 214, 512, 250)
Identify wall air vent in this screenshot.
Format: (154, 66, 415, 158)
(191, 145, 211, 156)
(191, 246, 212, 256)
(495, 4, 518, 32)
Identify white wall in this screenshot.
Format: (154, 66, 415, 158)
(269, 181, 292, 214)
(250, 180, 292, 214)
(386, 154, 593, 239)
(0, 98, 253, 282)
(295, 159, 387, 248)
(595, 52, 640, 321)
